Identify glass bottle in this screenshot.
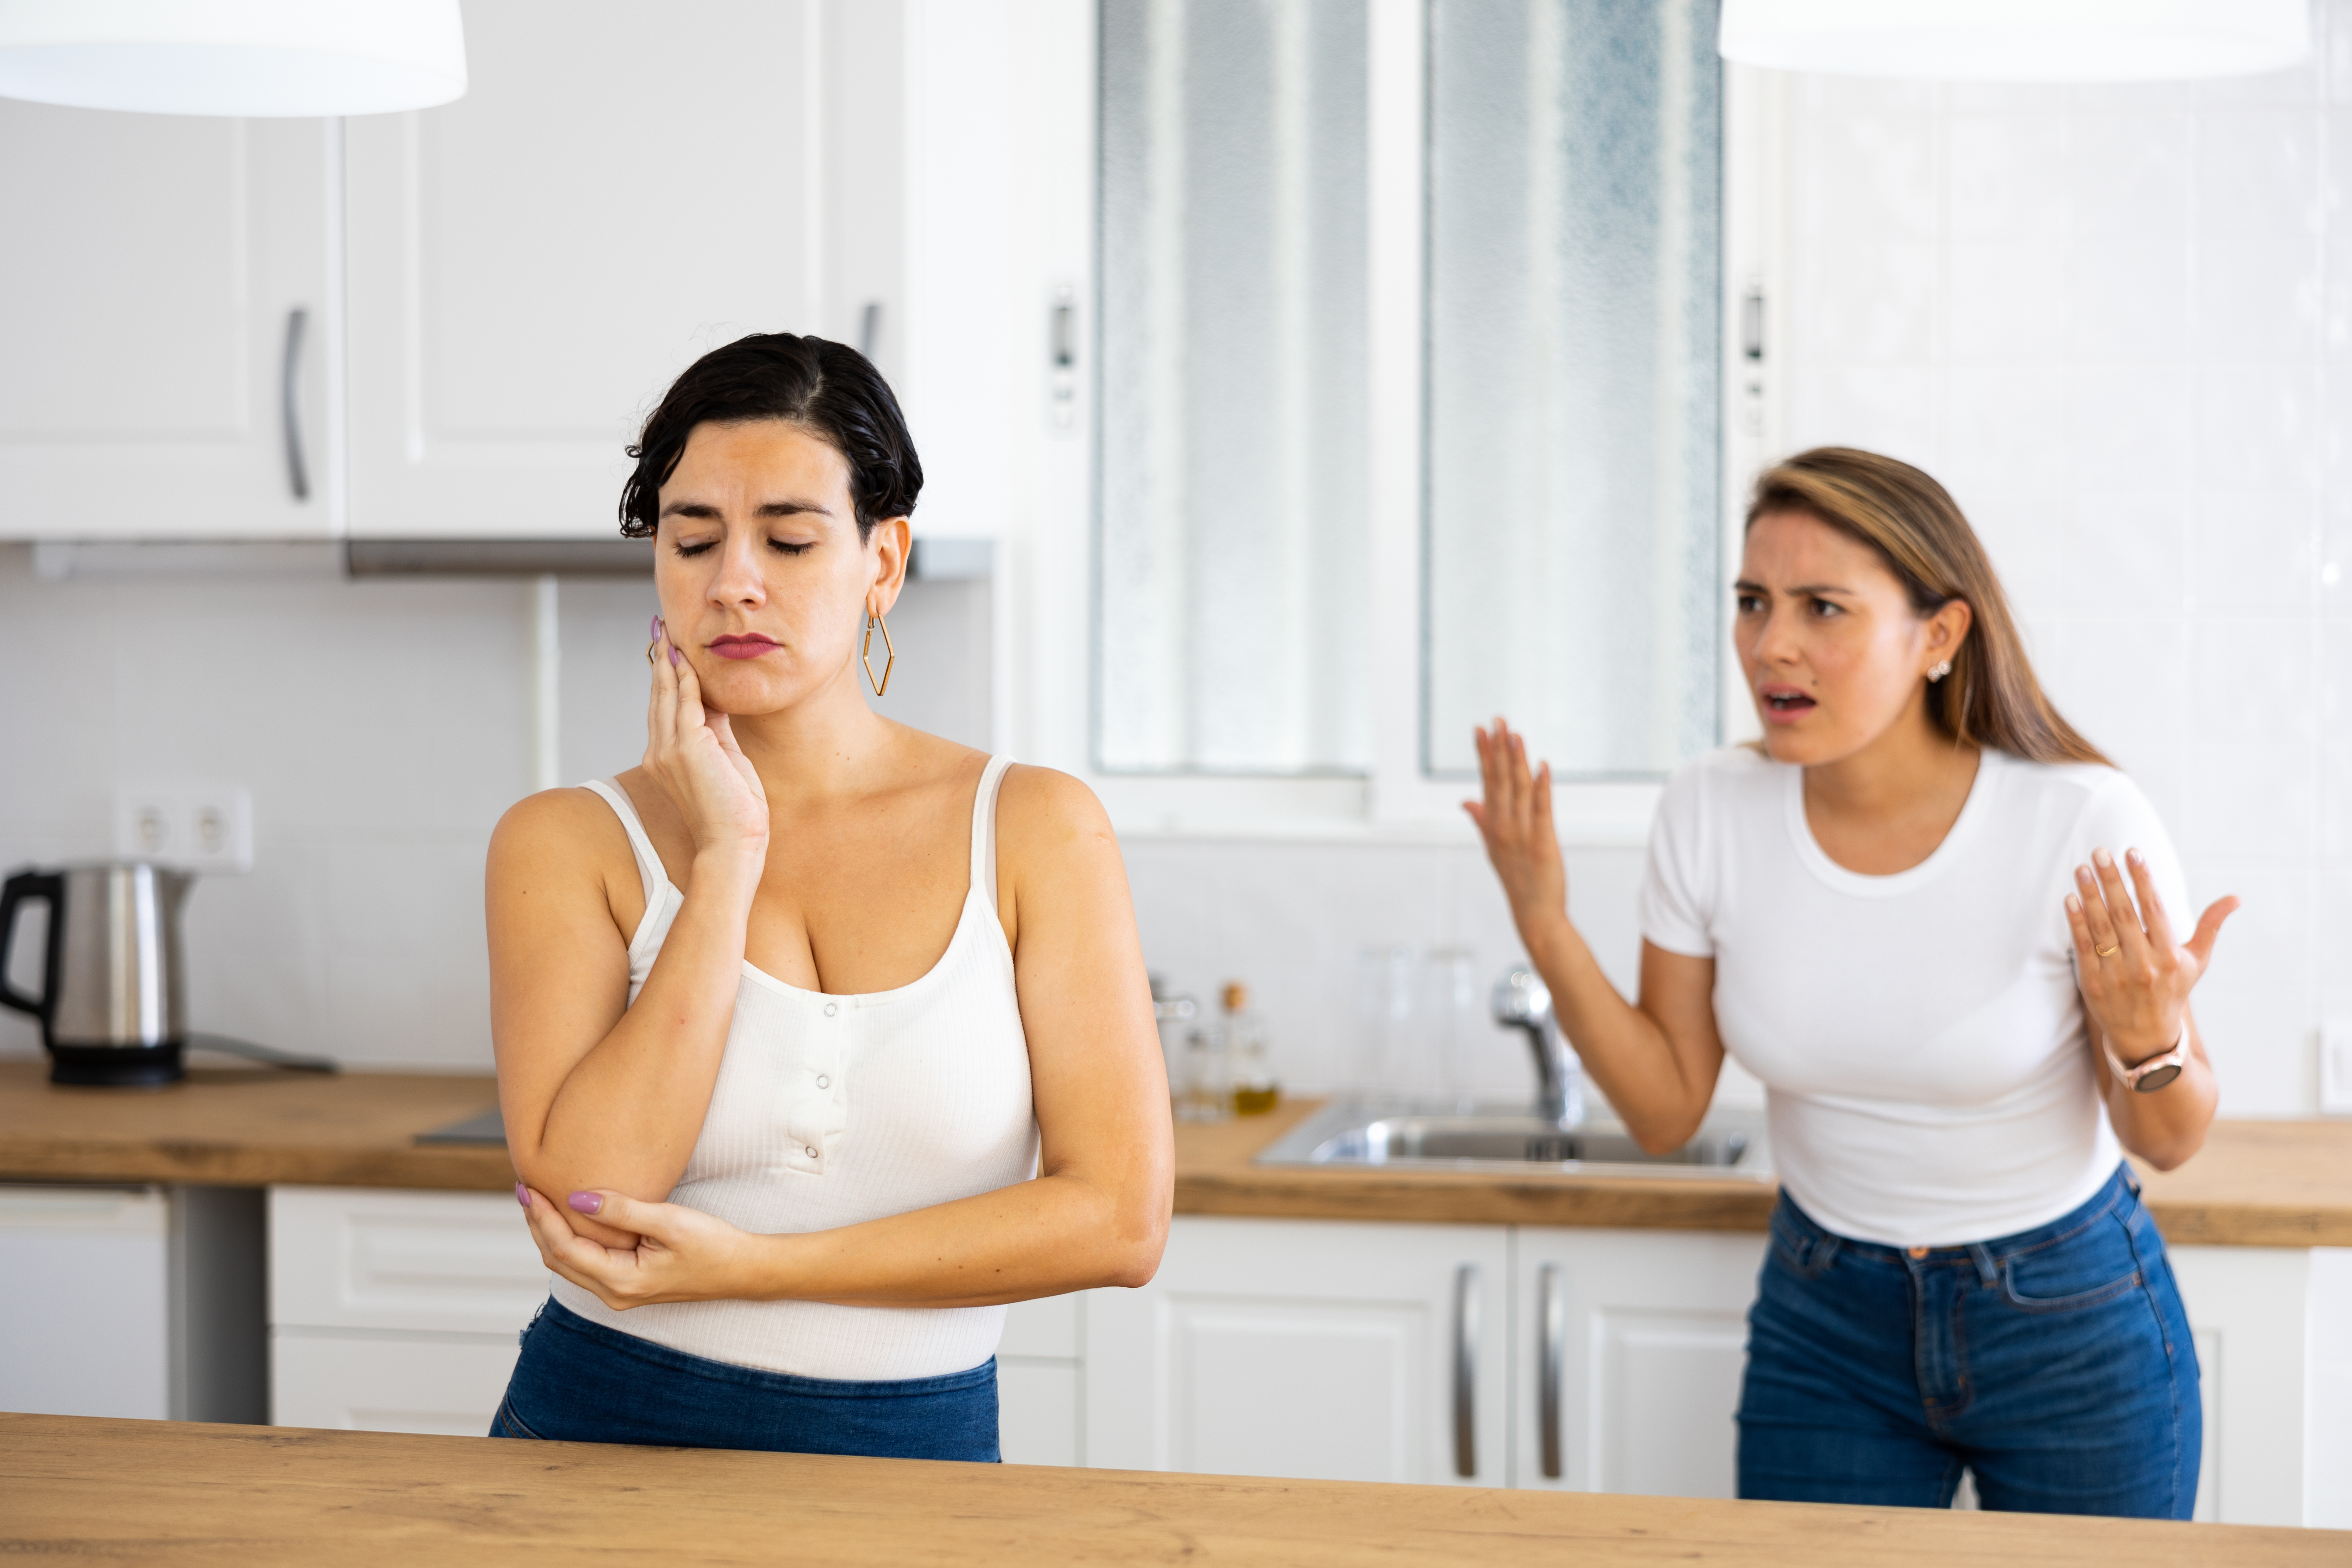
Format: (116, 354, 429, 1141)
(1223, 981, 1279, 1115)
(1177, 1023, 1231, 1124)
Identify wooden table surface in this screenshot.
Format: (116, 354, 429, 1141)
(2, 1413, 2339, 1567)
(0, 1060, 2345, 1244)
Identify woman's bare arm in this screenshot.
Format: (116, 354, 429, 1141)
(490, 624, 768, 1247)
(1467, 720, 1726, 1151)
(518, 765, 1175, 1309)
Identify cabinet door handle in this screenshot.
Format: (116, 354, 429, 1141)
(1452, 1262, 1479, 1477)
(281, 306, 310, 501)
(1538, 1262, 1564, 1479)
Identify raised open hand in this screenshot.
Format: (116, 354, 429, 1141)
(1464, 717, 1567, 929)
(2067, 846, 2238, 1066)
(643, 617, 768, 861)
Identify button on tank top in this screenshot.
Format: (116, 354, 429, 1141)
(550, 755, 1039, 1381)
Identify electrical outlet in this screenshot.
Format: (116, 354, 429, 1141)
(112, 785, 252, 873)
(2324, 1025, 2352, 1116)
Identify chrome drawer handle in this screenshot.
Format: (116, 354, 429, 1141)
(282, 306, 310, 501)
(1452, 1262, 1479, 1477)
(1538, 1262, 1564, 1479)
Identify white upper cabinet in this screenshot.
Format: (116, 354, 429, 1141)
(344, 0, 830, 540)
(0, 1, 1044, 543)
(0, 105, 334, 540)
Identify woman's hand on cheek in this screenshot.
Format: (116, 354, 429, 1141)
(518, 1184, 768, 1310)
(644, 618, 769, 862)
(2066, 847, 2238, 1060)
(1464, 718, 1568, 931)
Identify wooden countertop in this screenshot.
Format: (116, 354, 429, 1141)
(0, 1061, 2345, 1245)
(0, 1060, 511, 1191)
(3, 1414, 2338, 1566)
(1179, 1097, 2352, 1247)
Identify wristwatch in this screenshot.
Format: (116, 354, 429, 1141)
(2104, 1034, 2187, 1093)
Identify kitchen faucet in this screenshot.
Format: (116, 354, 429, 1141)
(1492, 967, 1584, 1127)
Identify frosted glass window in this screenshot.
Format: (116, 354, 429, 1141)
(1424, 0, 1721, 778)
(1097, 0, 1370, 774)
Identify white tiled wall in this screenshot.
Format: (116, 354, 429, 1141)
(1780, 15, 2352, 1114)
(1122, 833, 1670, 1106)
(0, 548, 988, 1069)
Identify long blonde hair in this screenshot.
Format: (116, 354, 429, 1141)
(1747, 447, 2109, 767)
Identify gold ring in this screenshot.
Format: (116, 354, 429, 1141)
(646, 640, 660, 666)
(2095, 943, 2120, 958)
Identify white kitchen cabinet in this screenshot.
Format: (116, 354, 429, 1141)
(271, 1332, 522, 1438)
(0, 104, 334, 539)
(1084, 1216, 1513, 1486)
(999, 1292, 1085, 1466)
(267, 1186, 545, 1435)
(0, 1186, 170, 1418)
(1510, 1228, 1767, 1497)
(0, 1184, 266, 1423)
(267, 1185, 1089, 1458)
(267, 1185, 550, 1335)
(343, 0, 838, 540)
(2168, 1244, 2352, 1528)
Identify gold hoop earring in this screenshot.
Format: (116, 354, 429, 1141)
(863, 610, 896, 697)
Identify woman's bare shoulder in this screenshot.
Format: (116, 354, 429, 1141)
(489, 785, 634, 882)
(995, 764, 1116, 859)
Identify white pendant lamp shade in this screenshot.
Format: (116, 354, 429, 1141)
(0, 0, 466, 116)
(1719, 0, 2312, 83)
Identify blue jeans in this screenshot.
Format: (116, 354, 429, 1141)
(488, 1298, 1001, 1461)
(1737, 1164, 2199, 1517)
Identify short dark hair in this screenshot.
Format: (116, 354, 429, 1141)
(619, 332, 922, 540)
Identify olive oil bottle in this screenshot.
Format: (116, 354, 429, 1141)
(1223, 981, 1280, 1115)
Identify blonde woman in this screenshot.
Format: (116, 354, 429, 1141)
(1470, 448, 2231, 1518)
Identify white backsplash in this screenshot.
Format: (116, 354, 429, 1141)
(1124, 832, 1767, 1111)
(0, 549, 988, 1071)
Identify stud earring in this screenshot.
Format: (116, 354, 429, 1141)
(1927, 659, 1953, 683)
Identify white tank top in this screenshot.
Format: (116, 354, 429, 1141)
(550, 755, 1039, 1381)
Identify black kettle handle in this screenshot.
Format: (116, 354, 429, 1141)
(0, 870, 63, 1022)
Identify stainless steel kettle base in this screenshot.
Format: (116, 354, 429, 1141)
(49, 1041, 185, 1087)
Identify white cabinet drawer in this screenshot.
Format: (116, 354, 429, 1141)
(270, 1186, 547, 1335)
(998, 1359, 1081, 1467)
(1000, 1292, 1082, 1360)
(272, 1331, 519, 1437)
(0, 1185, 170, 1420)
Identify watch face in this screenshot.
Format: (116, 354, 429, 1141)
(2132, 1062, 2183, 1093)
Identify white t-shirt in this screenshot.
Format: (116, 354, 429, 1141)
(1638, 744, 2190, 1248)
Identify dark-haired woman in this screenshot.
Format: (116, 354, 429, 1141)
(484, 333, 1171, 1461)
(1470, 448, 2232, 1518)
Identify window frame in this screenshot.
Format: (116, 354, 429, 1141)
(1015, 0, 1782, 845)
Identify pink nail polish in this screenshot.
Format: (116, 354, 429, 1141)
(649, 615, 660, 640)
(668, 646, 681, 668)
(514, 1182, 529, 1210)
(567, 1191, 603, 1216)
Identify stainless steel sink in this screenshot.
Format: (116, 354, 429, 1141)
(1254, 1099, 1772, 1180)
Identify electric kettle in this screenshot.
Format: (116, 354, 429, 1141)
(0, 861, 337, 1085)
(0, 861, 196, 1085)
